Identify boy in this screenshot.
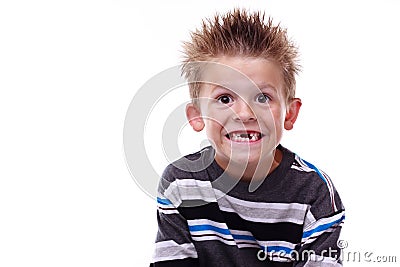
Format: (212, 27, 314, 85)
(151, 9, 345, 267)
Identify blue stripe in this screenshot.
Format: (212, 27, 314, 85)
(303, 159, 327, 184)
(189, 224, 231, 235)
(157, 197, 172, 205)
(259, 245, 293, 254)
(232, 234, 256, 241)
(303, 215, 345, 238)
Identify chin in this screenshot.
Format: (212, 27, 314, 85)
(222, 147, 262, 165)
(231, 155, 262, 167)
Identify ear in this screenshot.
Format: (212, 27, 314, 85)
(186, 103, 205, 132)
(284, 98, 302, 130)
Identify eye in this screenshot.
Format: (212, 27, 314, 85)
(217, 95, 233, 104)
(256, 93, 270, 103)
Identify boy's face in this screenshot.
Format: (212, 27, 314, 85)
(186, 56, 301, 176)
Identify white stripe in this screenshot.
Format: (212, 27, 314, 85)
(258, 240, 297, 250)
(237, 243, 259, 248)
(321, 170, 338, 211)
(292, 155, 315, 172)
(158, 208, 179, 215)
(157, 202, 174, 208)
(230, 229, 254, 236)
(169, 178, 213, 188)
(291, 165, 312, 172)
(157, 203, 178, 210)
(152, 241, 198, 262)
(163, 179, 217, 205)
(191, 234, 237, 245)
(236, 240, 258, 245)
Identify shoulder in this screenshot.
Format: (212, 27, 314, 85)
(158, 147, 217, 205)
(159, 146, 215, 192)
(161, 146, 215, 182)
(286, 151, 344, 216)
(279, 146, 333, 189)
(290, 153, 333, 187)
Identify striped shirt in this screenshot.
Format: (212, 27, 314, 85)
(151, 145, 345, 267)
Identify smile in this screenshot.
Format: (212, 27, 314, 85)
(225, 131, 264, 142)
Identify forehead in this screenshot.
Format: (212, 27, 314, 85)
(199, 56, 284, 95)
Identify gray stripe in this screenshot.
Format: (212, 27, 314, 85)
(153, 241, 198, 262)
(217, 194, 308, 224)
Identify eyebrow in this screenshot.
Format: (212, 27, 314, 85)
(210, 82, 278, 93)
(254, 82, 278, 92)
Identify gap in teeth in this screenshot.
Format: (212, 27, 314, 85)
(229, 132, 260, 141)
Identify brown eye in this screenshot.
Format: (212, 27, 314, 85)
(256, 94, 270, 103)
(217, 95, 233, 104)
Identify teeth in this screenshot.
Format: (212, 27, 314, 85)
(229, 132, 261, 142)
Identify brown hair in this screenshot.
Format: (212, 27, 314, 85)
(181, 9, 300, 103)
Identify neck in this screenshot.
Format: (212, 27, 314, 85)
(216, 148, 283, 182)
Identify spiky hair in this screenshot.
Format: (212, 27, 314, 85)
(181, 9, 300, 103)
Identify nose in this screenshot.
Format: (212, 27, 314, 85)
(232, 99, 256, 122)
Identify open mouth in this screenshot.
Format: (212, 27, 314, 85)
(225, 131, 264, 142)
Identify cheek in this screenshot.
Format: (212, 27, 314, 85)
(270, 105, 286, 122)
(256, 107, 285, 131)
(204, 109, 230, 128)
(255, 107, 276, 123)
(204, 120, 219, 137)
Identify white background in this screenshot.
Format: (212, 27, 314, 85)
(1, 0, 399, 266)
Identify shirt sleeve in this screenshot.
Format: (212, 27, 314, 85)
(293, 170, 345, 267)
(150, 166, 200, 267)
